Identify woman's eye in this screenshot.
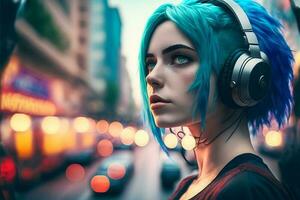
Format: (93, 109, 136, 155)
(172, 55, 192, 65)
(146, 62, 156, 72)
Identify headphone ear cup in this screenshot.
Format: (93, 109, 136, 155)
(218, 49, 247, 108)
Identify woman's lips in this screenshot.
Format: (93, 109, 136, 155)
(149, 94, 171, 111)
(150, 102, 170, 110)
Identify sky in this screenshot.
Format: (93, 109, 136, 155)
(109, 0, 181, 108)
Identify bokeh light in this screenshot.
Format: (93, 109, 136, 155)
(0, 157, 16, 182)
(97, 139, 113, 157)
(164, 133, 178, 149)
(181, 135, 196, 150)
(90, 175, 110, 193)
(108, 121, 123, 137)
(134, 130, 149, 147)
(96, 120, 109, 134)
(73, 117, 90, 133)
(10, 113, 31, 132)
(65, 164, 85, 182)
(107, 163, 126, 180)
(41, 116, 61, 134)
(120, 127, 135, 145)
(21, 168, 34, 180)
(265, 131, 282, 147)
(15, 130, 33, 159)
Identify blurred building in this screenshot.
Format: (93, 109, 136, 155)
(89, 0, 106, 95)
(1, 0, 94, 117)
(87, 0, 125, 119)
(1, 0, 133, 120)
(118, 55, 136, 122)
(0, 0, 100, 186)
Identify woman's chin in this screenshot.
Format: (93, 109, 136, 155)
(154, 121, 171, 128)
(154, 116, 201, 128)
(154, 118, 186, 128)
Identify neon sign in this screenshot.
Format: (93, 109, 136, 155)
(1, 92, 57, 116)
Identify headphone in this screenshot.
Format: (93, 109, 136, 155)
(199, 0, 271, 108)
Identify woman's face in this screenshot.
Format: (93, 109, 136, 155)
(145, 21, 200, 127)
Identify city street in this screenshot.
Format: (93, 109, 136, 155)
(1, 1, 299, 200)
(15, 141, 191, 200)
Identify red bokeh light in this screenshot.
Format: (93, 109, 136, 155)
(90, 175, 110, 193)
(97, 139, 113, 157)
(65, 164, 85, 182)
(0, 157, 16, 183)
(21, 168, 34, 180)
(107, 163, 126, 180)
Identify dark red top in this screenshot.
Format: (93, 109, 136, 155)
(169, 153, 295, 200)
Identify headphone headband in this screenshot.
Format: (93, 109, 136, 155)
(199, 0, 261, 58)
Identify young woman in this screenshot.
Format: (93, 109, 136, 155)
(139, 0, 295, 199)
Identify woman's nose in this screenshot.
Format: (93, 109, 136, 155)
(146, 65, 164, 89)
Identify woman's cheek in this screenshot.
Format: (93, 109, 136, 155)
(182, 72, 197, 86)
(182, 65, 198, 85)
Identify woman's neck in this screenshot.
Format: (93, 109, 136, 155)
(187, 114, 256, 182)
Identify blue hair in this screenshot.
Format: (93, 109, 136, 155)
(138, 0, 294, 151)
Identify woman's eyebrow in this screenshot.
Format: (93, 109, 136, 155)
(146, 53, 155, 58)
(162, 44, 195, 55)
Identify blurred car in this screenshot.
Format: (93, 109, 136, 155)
(114, 142, 135, 151)
(64, 149, 94, 165)
(90, 151, 134, 195)
(160, 156, 181, 190)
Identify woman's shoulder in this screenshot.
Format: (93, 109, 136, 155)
(170, 154, 295, 200)
(205, 153, 295, 200)
(216, 169, 294, 200)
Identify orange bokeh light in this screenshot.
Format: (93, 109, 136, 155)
(97, 139, 113, 157)
(14, 130, 33, 159)
(65, 164, 85, 182)
(73, 117, 90, 133)
(43, 133, 64, 156)
(265, 131, 283, 147)
(134, 130, 149, 147)
(108, 121, 123, 137)
(90, 175, 110, 193)
(96, 120, 109, 134)
(107, 163, 126, 180)
(10, 113, 31, 132)
(120, 127, 135, 145)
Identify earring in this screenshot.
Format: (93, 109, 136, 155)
(169, 127, 186, 139)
